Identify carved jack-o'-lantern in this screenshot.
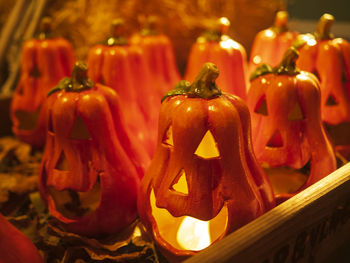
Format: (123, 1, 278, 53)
(130, 16, 181, 98)
(248, 47, 337, 204)
(39, 62, 150, 236)
(138, 63, 275, 260)
(185, 17, 248, 99)
(295, 14, 350, 158)
(248, 11, 299, 76)
(10, 17, 75, 148)
(87, 19, 156, 157)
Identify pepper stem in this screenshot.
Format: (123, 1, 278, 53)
(107, 19, 128, 46)
(38, 17, 52, 40)
(140, 15, 158, 36)
(275, 47, 300, 75)
(315, 13, 334, 40)
(188, 63, 221, 99)
(272, 11, 288, 33)
(71, 62, 89, 90)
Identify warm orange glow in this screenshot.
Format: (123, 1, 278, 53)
(172, 169, 189, 194)
(176, 217, 211, 251)
(194, 130, 220, 159)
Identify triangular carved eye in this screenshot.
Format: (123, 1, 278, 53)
(194, 131, 220, 159)
(254, 95, 268, 116)
(266, 130, 283, 148)
(55, 152, 70, 171)
(325, 94, 338, 106)
(162, 125, 174, 147)
(70, 115, 91, 140)
(170, 169, 189, 195)
(288, 103, 304, 121)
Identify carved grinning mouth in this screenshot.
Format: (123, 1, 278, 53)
(149, 188, 228, 252)
(48, 175, 101, 219)
(263, 159, 311, 195)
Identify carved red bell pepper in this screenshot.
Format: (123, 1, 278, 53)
(248, 47, 337, 204)
(248, 11, 299, 76)
(130, 16, 181, 98)
(185, 17, 248, 100)
(0, 213, 43, 263)
(10, 17, 75, 148)
(138, 63, 275, 260)
(296, 14, 350, 158)
(39, 62, 150, 236)
(87, 19, 156, 157)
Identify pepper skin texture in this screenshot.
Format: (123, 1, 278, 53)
(87, 19, 157, 157)
(39, 62, 150, 237)
(248, 47, 337, 204)
(296, 14, 350, 157)
(248, 11, 299, 77)
(185, 17, 248, 100)
(0, 213, 43, 263)
(10, 17, 75, 148)
(138, 63, 275, 261)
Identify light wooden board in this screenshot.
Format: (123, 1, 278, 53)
(185, 162, 350, 263)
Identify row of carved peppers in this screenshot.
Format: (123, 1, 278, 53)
(5, 11, 350, 262)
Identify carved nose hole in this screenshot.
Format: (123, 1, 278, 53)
(266, 130, 283, 148)
(70, 115, 91, 140)
(162, 125, 174, 147)
(288, 103, 304, 121)
(29, 64, 41, 78)
(170, 169, 189, 195)
(325, 94, 338, 106)
(55, 152, 70, 171)
(254, 95, 268, 116)
(194, 130, 220, 159)
(14, 107, 41, 130)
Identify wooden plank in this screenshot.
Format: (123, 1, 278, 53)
(185, 162, 350, 263)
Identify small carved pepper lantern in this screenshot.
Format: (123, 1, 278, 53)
(185, 17, 248, 100)
(0, 214, 43, 263)
(130, 15, 181, 98)
(39, 62, 150, 236)
(248, 11, 299, 76)
(295, 14, 350, 158)
(10, 17, 75, 148)
(247, 47, 337, 204)
(138, 63, 275, 261)
(87, 19, 156, 157)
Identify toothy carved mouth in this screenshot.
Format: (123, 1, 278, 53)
(150, 189, 228, 252)
(14, 108, 41, 130)
(48, 176, 101, 219)
(263, 159, 311, 194)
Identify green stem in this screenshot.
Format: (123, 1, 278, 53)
(162, 63, 221, 101)
(107, 19, 128, 46)
(38, 17, 52, 40)
(140, 16, 158, 36)
(274, 47, 300, 76)
(271, 11, 289, 34)
(314, 13, 334, 40)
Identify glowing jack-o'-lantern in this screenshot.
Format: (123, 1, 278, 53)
(138, 63, 275, 260)
(10, 17, 75, 148)
(39, 62, 150, 236)
(247, 47, 337, 204)
(295, 14, 350, 158)
(248, 11, 299, 76)
(87, 19, 156, 157)
(185, 17, 248, 99)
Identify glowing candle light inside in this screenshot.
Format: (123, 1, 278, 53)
(176, 217, 211, 251)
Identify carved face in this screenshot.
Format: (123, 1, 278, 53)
(247, 72, 337, 202)
(10, 38, 74, 147)
(39, 84, 142, 237)
(138, 94, 271, 258)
